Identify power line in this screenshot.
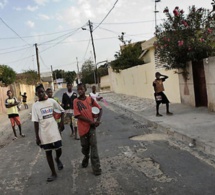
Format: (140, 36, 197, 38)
(94, 19, 162, 25)
(0, 45, 32, 55)
(93, 0, 119, 31)
(0, 27, 82, 40)
(82, 39, 91, 61)
(39, 29, 81, 53)
(0, 17, 31, 46)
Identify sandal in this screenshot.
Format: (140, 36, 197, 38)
(20, 134, 25, 137)
(47, 175, 57, 182)
(13, 137, 18, 140)
(55, 158, 64, 170)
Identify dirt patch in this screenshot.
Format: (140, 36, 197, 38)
(130, 134, 169, 141)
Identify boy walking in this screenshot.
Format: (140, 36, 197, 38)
(5, 90, 25, 139)
(62, 83, 79, 140)
(74, 83, 103, 176)
(32, 84, 65, 182)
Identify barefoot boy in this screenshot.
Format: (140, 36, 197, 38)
(5, 90, 25, 139)
(74, 83, 103, 176)
(32, 84, 65, 182)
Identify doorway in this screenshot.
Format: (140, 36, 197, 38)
(192, 60, 208, 107)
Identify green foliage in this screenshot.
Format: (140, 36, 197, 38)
(53, 69, 65, 79)
(23, 70, 38, 85)
(64, 71, 76, 84)
(81, 60, 95, 84)
(97, 64, 109, 83)
(111, 42, 144, 72)
(155, 6, 215, 71)
(0, 65, 16, 86)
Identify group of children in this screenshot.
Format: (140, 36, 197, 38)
(31, 83, 103, 182)
(5, 84, 103, 182)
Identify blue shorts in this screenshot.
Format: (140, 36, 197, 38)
(41, 140, 62, 151)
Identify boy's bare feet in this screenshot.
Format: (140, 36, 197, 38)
(156, 114, 163, 117)
(47, 175, 57, 182)
(167, 112, 173, 115)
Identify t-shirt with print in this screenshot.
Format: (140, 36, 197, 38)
(31, 98, 64, 145)
(74, 96, 101, 136)
(5, 97, 19, 118)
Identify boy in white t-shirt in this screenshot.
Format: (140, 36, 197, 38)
(89, 86, 103, 102)
(32, 84, 65, 182)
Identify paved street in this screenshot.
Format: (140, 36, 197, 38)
(0, 88, 215, 195)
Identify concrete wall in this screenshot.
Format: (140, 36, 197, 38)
(100, 75, 111, 91)
(178, 57, 215, 111)
(0, 86, 10, 114)
(178, 62, 196, 107)
(0, 83, 35, 114)
(107, 63, 181, 103)
(204, 56, 215, 111)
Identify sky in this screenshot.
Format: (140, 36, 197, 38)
(0, 0, 213, 74)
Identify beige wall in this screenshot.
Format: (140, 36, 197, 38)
(0, 86, 10, 114)
(0, 83, 35, 114)
(204, 56, 215, 111)
(107, 63, 181, 103)
(100, 75, 111, 90)
(178, 58, 215, 110)
(178, 62, 196, 107)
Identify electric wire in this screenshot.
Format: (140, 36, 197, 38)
(40, 28, 81, 53)
(0, 45, 32, 55)
(0, 27, 82, 40)
(0, 17, 31, 46)
(93, 0, 119, 31)
(82, 39, 91, 62)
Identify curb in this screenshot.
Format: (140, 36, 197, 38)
(108, 101, 215, 157)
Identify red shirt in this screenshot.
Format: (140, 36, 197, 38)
(74, 96, 101, 136)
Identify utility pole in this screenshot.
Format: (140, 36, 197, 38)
(51, 65, 55, 91)
(154, 0, 161, 33)
(76, 57, 80, 84)
(88, 20, 97, 84)
(34, 43, 41, 82)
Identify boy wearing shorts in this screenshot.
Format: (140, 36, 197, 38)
(32, 84, 65, 182)
(62, 83, 79, 140)
(5, 90, 25, 139)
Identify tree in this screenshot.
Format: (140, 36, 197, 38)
(111, 41, 144, 73)
(155, 6, 215, 79)
(17, 70, 38, 85)
(64, 71, 76, 84)
(52, 69, 65, 79)
(0, 65, 16, 86)
(81, 59, 95, 84)
(97, 64, 109, 83)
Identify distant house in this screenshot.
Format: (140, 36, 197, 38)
(41, 72, 54, 90)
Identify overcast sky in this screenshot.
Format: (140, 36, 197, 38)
(0, 0, 213, 73)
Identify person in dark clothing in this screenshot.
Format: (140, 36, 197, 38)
(21, 92, 28, 109)
(62, 83, 79, 139)
(153, 72, 173, 117)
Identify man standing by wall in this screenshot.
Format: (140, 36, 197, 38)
(153, 72, 173, 117)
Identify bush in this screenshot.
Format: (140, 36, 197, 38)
(155, 6, 215, 72)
